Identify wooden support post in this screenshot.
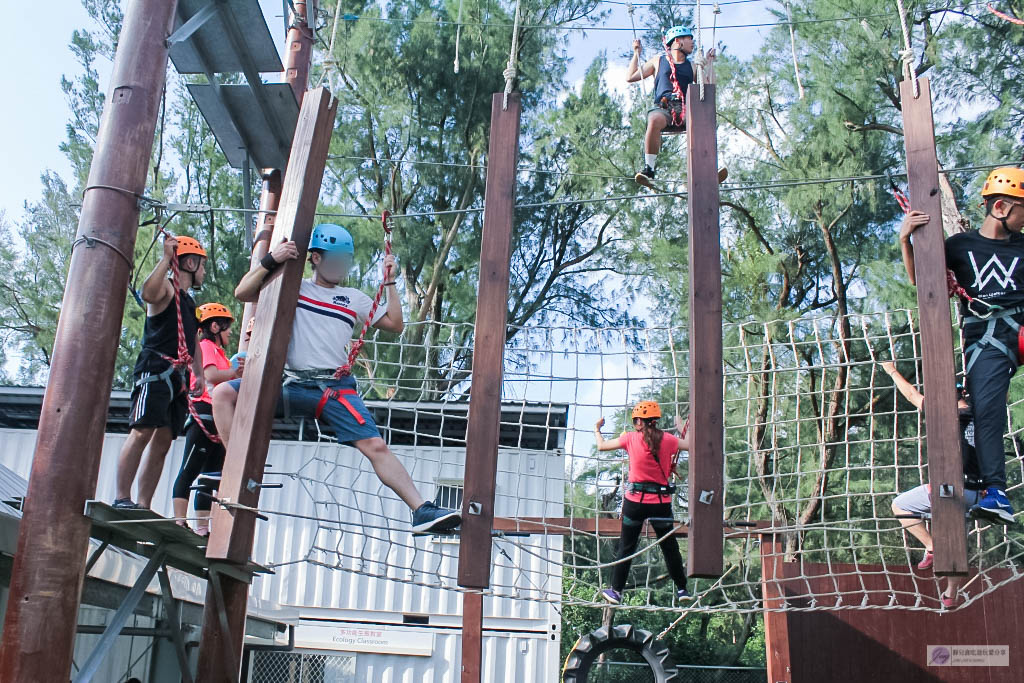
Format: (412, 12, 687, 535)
(461, 591, 483, 682)
(899, 78, 968, 577)
(685, 83, 724, 578)
(0, 2, 178, 680)
(759, 534, 792, 683)
(239, 0, 311, 350)
(238, 169, 282, 353)
(457, 92, 522, 591)
(194, 86, 337, 682)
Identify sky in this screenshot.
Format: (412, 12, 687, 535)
(0, 0, 776, 224)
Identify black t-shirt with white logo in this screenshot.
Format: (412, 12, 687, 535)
(945, 230, 1024, 346)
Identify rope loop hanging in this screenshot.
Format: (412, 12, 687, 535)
(894, 0, 919, 98)
(503, 0, 523, 110)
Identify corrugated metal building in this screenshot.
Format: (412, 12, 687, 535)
(0, 387, 568, 681)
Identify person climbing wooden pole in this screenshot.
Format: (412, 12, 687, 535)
(685, 79, 724, 579)
(898, 76, 968, 577)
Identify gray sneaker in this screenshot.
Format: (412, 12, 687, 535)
(112, 498, 142, 510)
(411, 502, 461, 534)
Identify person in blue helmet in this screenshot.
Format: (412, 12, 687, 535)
(626, 25, 716, 181)
(212, 226, 461, 534)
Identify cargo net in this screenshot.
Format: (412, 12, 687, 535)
(248, 310, 1024, 617)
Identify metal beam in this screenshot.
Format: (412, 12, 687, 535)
(157, 565, 195, 683)
(73, 545, 168, 683)
(0, 3, 179, 680)
(685, 83, 725, 579)
(457, 92, 522, 591)
(166, 2, 217, 47)
(899, 77, 967, 576)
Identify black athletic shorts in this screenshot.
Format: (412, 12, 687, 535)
(128, 364, 188, 435)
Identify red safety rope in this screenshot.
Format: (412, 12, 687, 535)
(661, 47, 687, 128)
(334, 211, 394, 379)
(160, 230, 221, 444)
(987, 2, 1024, 24)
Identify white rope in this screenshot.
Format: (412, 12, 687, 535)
(454, 0, 465, 74)
(895, 0, 920, 98)
(695, 0, 706, 101)
(503, 0, 523, 110)
(786, 2, 805, 99)
(237, 308, 1023, 617)
(626, 3, 647, 97)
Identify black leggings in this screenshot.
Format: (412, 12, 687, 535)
(610, 499, 688, 592)
(171, 402, 225, 511)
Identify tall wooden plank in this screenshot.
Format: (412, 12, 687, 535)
(899, 78, 968, 576)
(685, 83, 725, 578)
(194, 87, 336, 683)
(206, 86, 337, 563)
(460, 591, 484, 683)
(457, 92, 522, 590)
(759, 534, 793, 683)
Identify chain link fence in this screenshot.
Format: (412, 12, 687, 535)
(589, 662, 767, 683)
(247, 651, 356, 683)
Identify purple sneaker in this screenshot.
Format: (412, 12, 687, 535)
(600, 588, 621, 604)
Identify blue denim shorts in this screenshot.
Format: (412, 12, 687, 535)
(226, 374, 380, 444)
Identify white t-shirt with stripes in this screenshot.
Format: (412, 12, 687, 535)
(286, 279, 386, 372)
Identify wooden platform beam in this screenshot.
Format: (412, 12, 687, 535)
(685, 83, 725, 578)
(457, 92, 522, 591)
(899, 77, 968, 577)
(194, 85, 337, 683)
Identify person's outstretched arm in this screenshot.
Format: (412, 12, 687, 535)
(372, 254, 404, 334)
(881, 361, 925, 410)
(594, 418, 625, 452)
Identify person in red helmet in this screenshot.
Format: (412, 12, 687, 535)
(594, 400, 691, 604)
(170, 303, 243, 535)
(114, 235, 206, 510)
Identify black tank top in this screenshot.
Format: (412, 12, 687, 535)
(653, 54, 694, 104)
(135, 289, 197, 371)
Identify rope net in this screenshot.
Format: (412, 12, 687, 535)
(248, 307, 1024, 617)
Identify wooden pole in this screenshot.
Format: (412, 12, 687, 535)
(759, 534, 793, 683)
(238, 169, 281, 353)
(238, 0, 312, 351)
(193, 86, 337, 682)
(460, 592, 484, 682)
(456, 91, 521, 683)
(0, 2, 178, 680)
(457, 92, 522, 590)
(685, 83, 725, 578)
(899, 77, 968, 577)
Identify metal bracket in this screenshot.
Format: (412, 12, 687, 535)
(467, 501, 483, 516)
(167, 3, 218, 47)
(699, 490, 715, 505)
(246, 478, 283, 493)
(939, 484, 954, 498)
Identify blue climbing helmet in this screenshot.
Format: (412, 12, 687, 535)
(663, 25, 693, 47)
(309, 223, 354, 254)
